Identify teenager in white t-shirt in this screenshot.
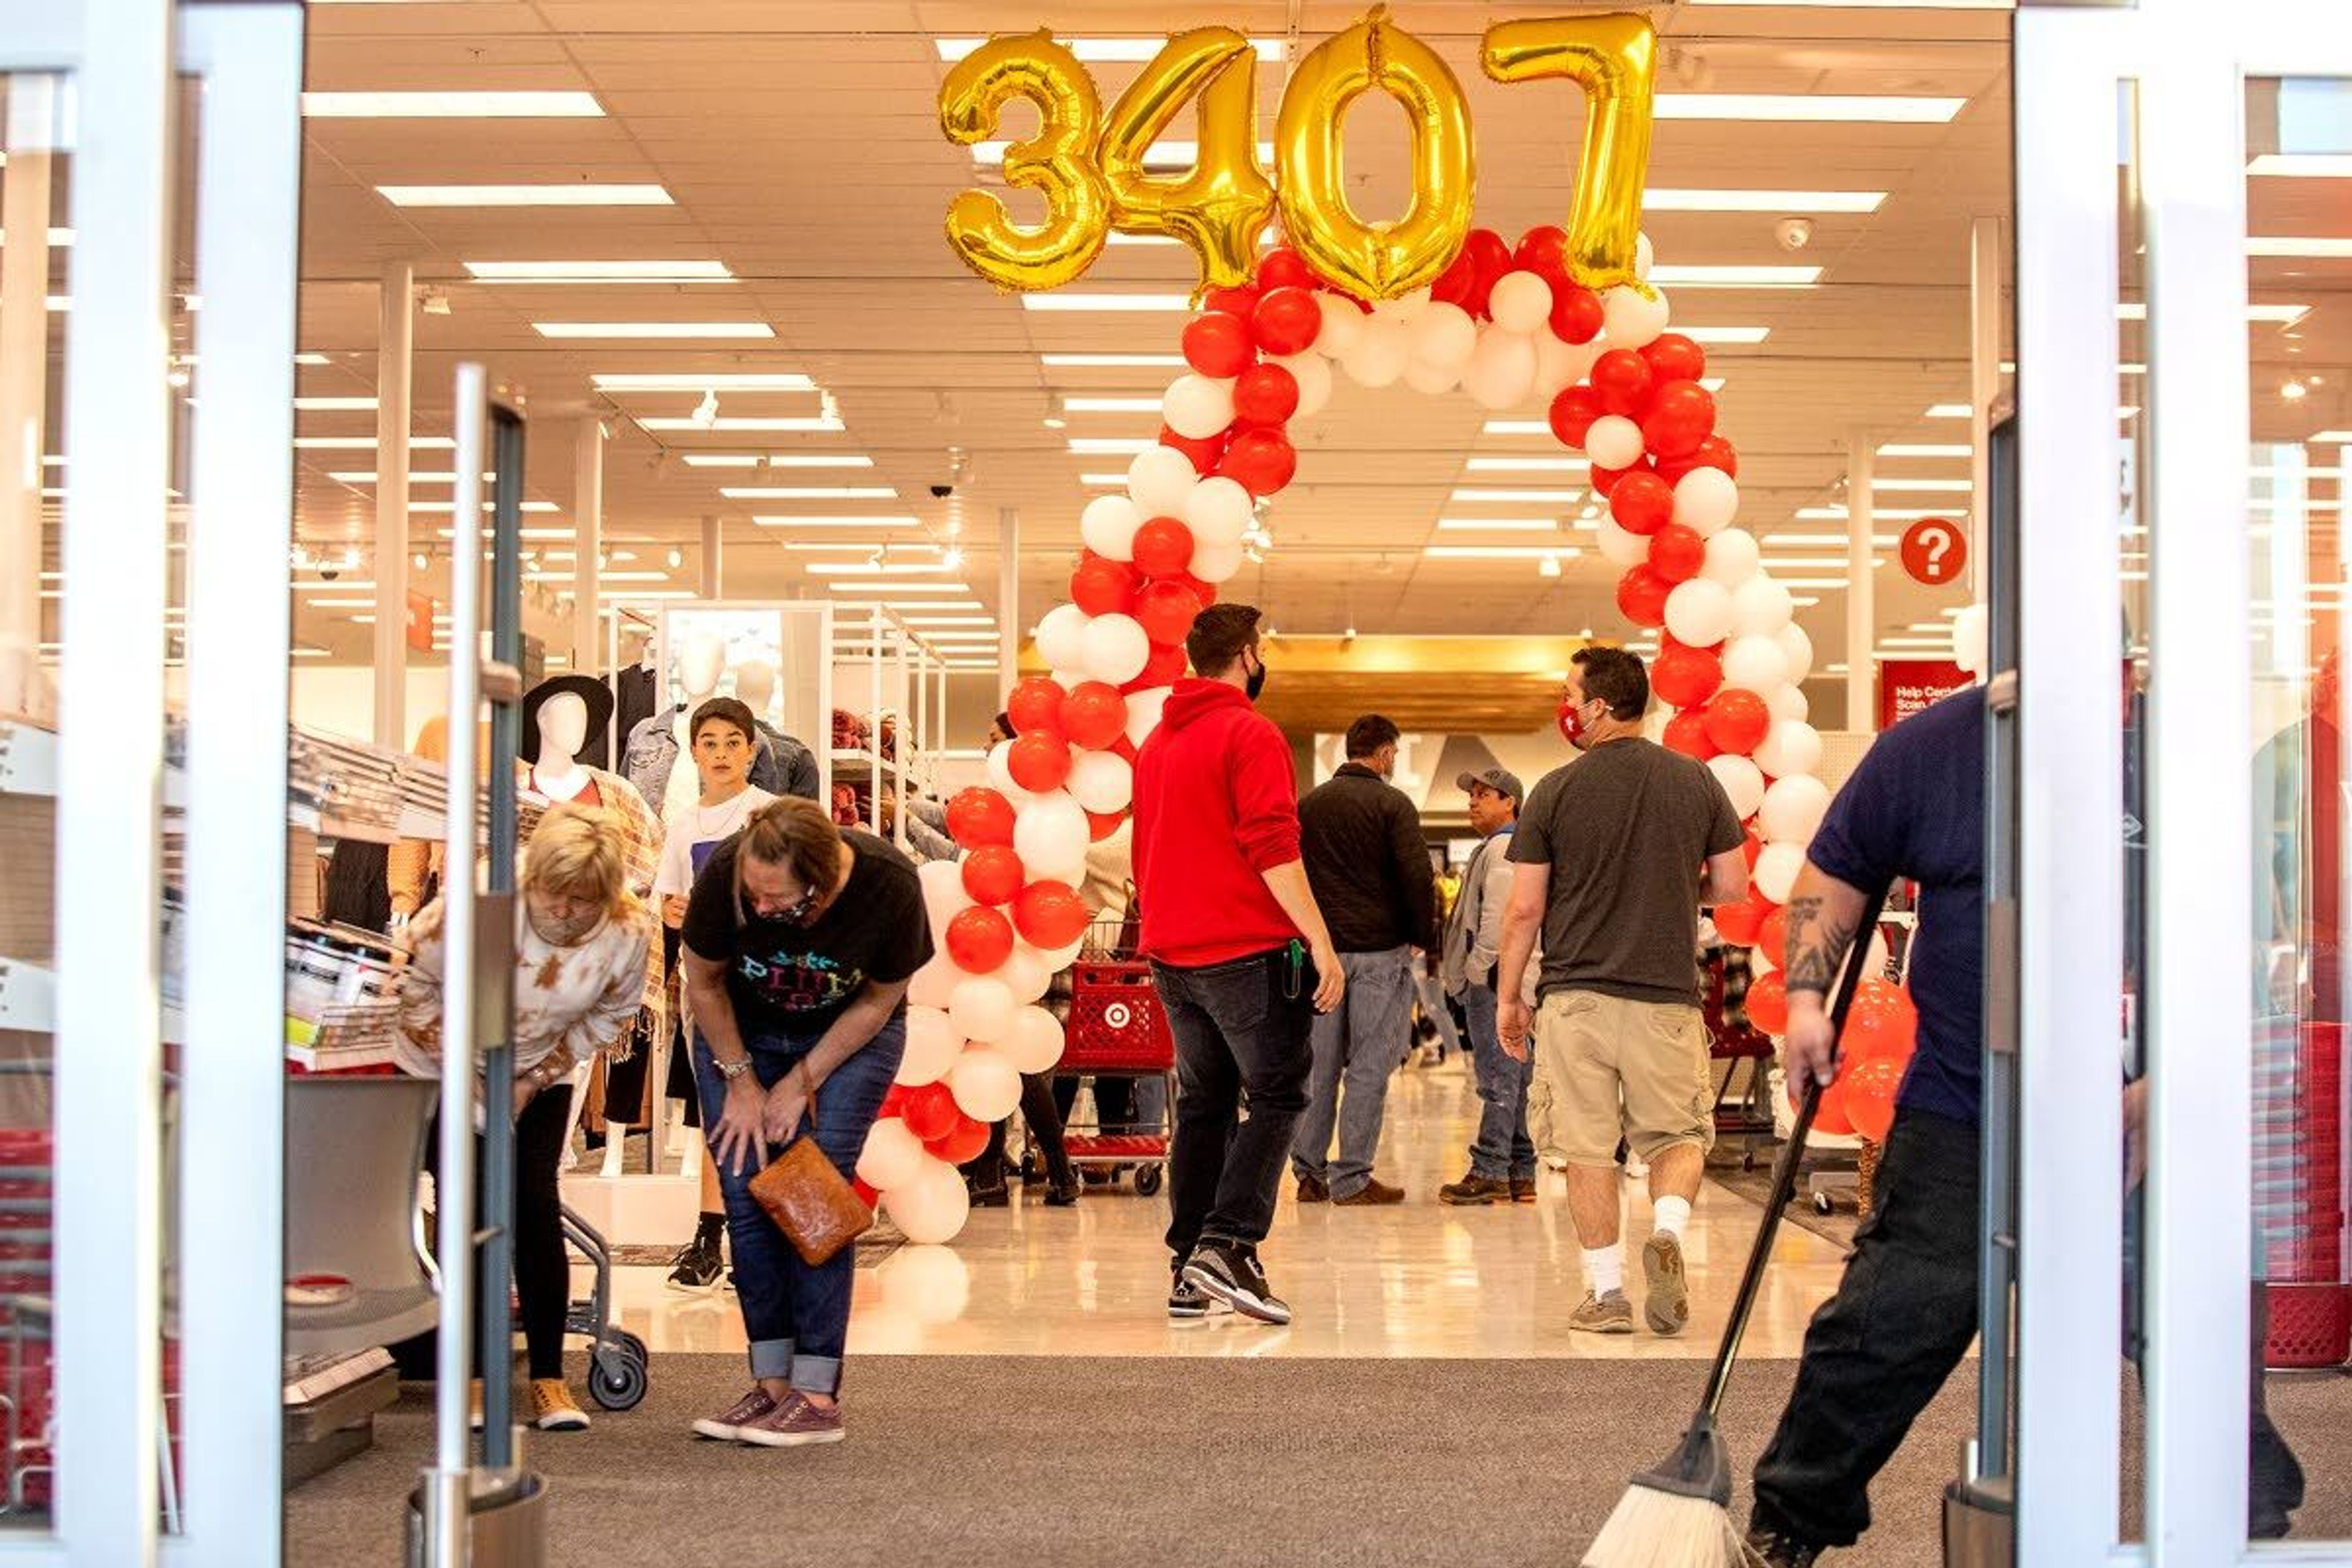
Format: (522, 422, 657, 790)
(655, 696, 778, 1290)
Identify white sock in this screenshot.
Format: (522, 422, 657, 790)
(1585, 1246, 1624, 1297)
(1654, 1196, 1692, 1240)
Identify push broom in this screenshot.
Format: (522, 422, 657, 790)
(1581, 889, 1887, 1568)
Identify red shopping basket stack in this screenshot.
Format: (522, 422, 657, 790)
(2257, 1022, 2349, 1367)
(1059, 923, 1174, 1187)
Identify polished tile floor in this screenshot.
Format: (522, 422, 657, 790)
(594, 1054, 1855, 1363)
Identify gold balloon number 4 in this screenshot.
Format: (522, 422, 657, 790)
(938, 10, 1659, 302)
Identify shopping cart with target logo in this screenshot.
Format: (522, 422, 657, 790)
(1058, 921, 1175, 1196)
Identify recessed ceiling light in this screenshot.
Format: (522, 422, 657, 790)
(749, 515, 922, 528)
(1465, 456, 1591, 472)
(641, 417, 842, 432)
(1644, 189, 1885, 213)
(1656, 94, 1963, 123)
(1021, 294, 1192, 312)
(1423, 546, 1585, 560)
(937, 37, 1284, 62)
(534, 322, 772, 339)
(1648, 265, 1822, 288)
(1436, 518, 1562, 532)
(304, 91, 603, 118)
(1042, 353, 1188, 368)
(467, 260, 731, 284)
(2248, 155, 2352, 178)
(377, 184, 673, 207)
(591, 371, 811, 391)
(719, 486, 895, 500)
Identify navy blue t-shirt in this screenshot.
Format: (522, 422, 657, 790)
(1807, 687, 1986, 1123)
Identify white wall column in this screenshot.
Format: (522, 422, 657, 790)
(1969, 216, 2003, 602)
(699, 513, 722, 600)
(1845, 428, 1875, 731)
(997, 503, 1019, 697)
(0, 86, 54, 719)
(571, 416, 602, 666)
(372, 260, 412, 747)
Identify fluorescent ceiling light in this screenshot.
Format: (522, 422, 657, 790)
(938, 37, 1283, 62)
(641, 417, 842, 432)
(2115, 301, 2309, 325)
(750, 515, 921, 527)
(1021, 293, 1191, 312)
(1042, 353, 1188, 368)
(1465, 456, 1589, 472)
(805, 562, 957, 575)
(591, 371, 811, 391)
(760, 454, 872, 469)
(2248, 154, 2352, 178)
(1423, 546, 1585, 560)
(301, 596, 379, 608)
(1436, 518, 1562, 532)
(1450, 489, 1580, 503)
(880, 600, 983, 611)
(467, 260, 731, 284)
(1680, 326, 1771, 345)
(718, 486, 895, 500)
(304, 91, 602, 118)
(1798, 506, 1971, 522)
(1068, 437, 1158, 455)
(824, 581, 974, 594)
(1483, 420, 1554, 437)
(680, 454, 763, 468)
(2309, 431, 2352, 443)
(1870, 477, 1973, 492)
(294, 352, 331, 366)
(1064, 397, 1165, 413)
(295, 396, 377, 412)
(534, 322, 772, 339)
(782, 541, 938, 554)
(598, 589, 699, 601)
(1644, 189, 1885, 214)
(1760, 556, 1863, 570)
(1926, 403, 1972, 419)
(1879, 443, 1971, 458)
(1079, 473, 1131, 486)
(904, 617, 995, 627)
(1647, 265, 1821, 288)
(411, 499, 559, 514)
(2248, 238, 2352, 258)
(1655, 94, 1964, 124)
(377, 184, 672, 208)
(1763, 532, 1902, 548)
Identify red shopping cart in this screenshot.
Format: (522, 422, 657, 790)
(1058, 921, 1174, 1196)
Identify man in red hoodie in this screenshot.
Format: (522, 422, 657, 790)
(1133, 603, 1345, 1325)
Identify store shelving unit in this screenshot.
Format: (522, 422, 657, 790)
(829, 603, 951, 848)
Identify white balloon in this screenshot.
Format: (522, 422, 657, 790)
(1532, 330, 1584, 398)
(1374, 285, 1432, 322)
(1637, 231, 1655, 281)
(1731, 575, 1794, 638)
(1067, 749, 1134, 815)
(1314, 292, 1366, 359)
(1012, 790, 1090, 881)
(1343, 317, 1411, 388)
(1701, 528, 1760, 589)
(1273, 350, 1333, 419)
(1708, 753, 1767, 820)
(917, 859, 974, 937)
(984, 739, 1030, 802)
(1404, 357, 1461, 396)
(1664, 578, 1735, 648)
(1776, 623, 1815, 684)
(1751, 719, 1825, 782)
(1036, 603, 1091, 672)
(897, 1006, 966, 1087)
(856, 1117, 927, 1193)
(1597, 517, 1649, 568)
(948, 1047, 1023, 1121)
(1182, 476, 1253, 549)
(1759, 774, 1832, 845)
(1602, 283, 1671, 349)
(1080, 494, 1142, 562)
(1127, 443, 1198, 518)
(1752, 940, 1779, 977)
(1126, 685, 1172, 749)
(1000, 1005, 1066, 1074)
(881, 1244, 970, 1326)
(1754, 841, 1806, 905)
(995, 943, 1053, 1006)
(1050, 668, 1086, 692)
(1081, 614, 1150, 685)
(948, 976, 1017, 1046)
(1163, 374, 1236, 442)
(1585, 413, 1646, 470)
(1488, 271, 1553, 334)
(1409, 301, 1478, 369)
(1673, 468, 1740, 535)
(1952, 603, 1990, 678)
(1722, 635, 1792, 696)
(908, 952, 963, 1011)
(1189, 540, 1245, 584)
(883, 1159, 970, 1245)
(1462, 330, 1538, 410)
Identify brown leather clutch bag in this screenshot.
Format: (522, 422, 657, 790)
(748, 1129, 872, 1267)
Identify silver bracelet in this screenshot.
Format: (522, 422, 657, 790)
(715, 1054, 755, 1081)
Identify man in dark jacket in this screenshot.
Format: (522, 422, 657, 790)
(1291, 714, 1439, 1205)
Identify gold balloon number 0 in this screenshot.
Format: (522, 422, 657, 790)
(938, 11, 1658, 301)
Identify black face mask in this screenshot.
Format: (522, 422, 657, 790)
(1245, 652, 1268, 702)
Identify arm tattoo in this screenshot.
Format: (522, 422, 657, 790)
(1782, 894, 1860, 997)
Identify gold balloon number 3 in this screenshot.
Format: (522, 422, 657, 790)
(937, 11, 1659, 301)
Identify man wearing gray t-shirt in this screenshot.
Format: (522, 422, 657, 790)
(1496, 647, 1749, 1339)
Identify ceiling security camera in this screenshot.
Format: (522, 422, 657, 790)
(929, 483, 956, 499)
(1775, 217, 1815, 252)
(317, 565, 341, 581)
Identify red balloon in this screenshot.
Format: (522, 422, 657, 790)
(1007, 729, 1074, 793)
(1182, 311, 1255, 379)
(1591, 349, 1654, 417)
(1060, 680, 1128, 750)
(1014, 880, 1092, 950)
(1813, 1079, 1856, 1136)
(1704, 688, 1771, 755)
(961, 843, 1025, 907)
(1087, 809, 1126, 843)
(1640, 332, 1708, 385)
(1125, 641, 1189, 693)
(1257, 246, 1316, 293)
(1648, 523, 1707, 585)
(1589, 461, 1640, 499)
(1070, 554, 1139, 617)
(1615, 565, 1672, 629)
(1664, 707, 1719, 761)
(946, 786, 1017, 848)
(1651, 644, 1722, 709)
(1744, 970, 1789, 1033)
(851, 1177, 880, 1209)
(1177, 572, 1218, 607)
(879, 1084, 911, 1119)
(1131, 517, 1196, 578)
(1111, 735, 1139, 763)
(1715, 892, 1771, 947)
(1160, 425, 1227, 475)
(1642, 380, 1717, 461)
(1664, 631, 1725, 659)
(945, 905, 1015, 974)
(1006, 676, 1066, 736)
(1218, 428, 1296, 497)
(1757, 906, 1790, 967)
(1610, 470, 1676, 536)
(1516, 224, 1571, 284)
(1134, 580, 1205, 649)
(1548, 385, 1604, 448)
(901, 1081, 960, 1144)
(1431, 244, 1482, 312)
(1250, 287, 1322, 355)
(1232, 363, 1300, 428)
(1743, 827, 1764, 872)
(1458, 228, 1513, 317)
(1841, 1058, 1905, 1145)
(1659, 435, 1740, 486)
(1204, 284, 1259, 318)
(1548, 281, 1605, 345)
(1847, 981, 1920, 1068)
(927, 1114, 991, 1166)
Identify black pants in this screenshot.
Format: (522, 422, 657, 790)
(1053, 1072, 1138, 1135)
(960, 1071, 1076, 1191)
(1152, 947, 1315, 1268)
(420, 1085, 575, 1382)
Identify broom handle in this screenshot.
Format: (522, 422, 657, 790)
(1699, 887, 1888, 1420)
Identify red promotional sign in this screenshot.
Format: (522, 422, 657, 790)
(405, 590, 435, 653)
(1879, 660, 1973, 731)
(1899, 517, 1968, 586)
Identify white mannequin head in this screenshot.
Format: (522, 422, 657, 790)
(733, 659, 777, 716)
(677, 631, 726, 701)
(533, 693, 590, 793)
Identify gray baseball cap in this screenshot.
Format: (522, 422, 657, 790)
(1457, 766, 1524, 805)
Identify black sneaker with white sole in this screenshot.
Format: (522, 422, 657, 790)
(1167, 1273, 1234, 1322)
(1181, 1240, 1291, 1326)
(666, 1231, 724, 1292)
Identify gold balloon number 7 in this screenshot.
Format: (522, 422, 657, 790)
(938, 11, 1659, 302)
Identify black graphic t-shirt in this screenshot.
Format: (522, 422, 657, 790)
(681, 829, 933, 1033)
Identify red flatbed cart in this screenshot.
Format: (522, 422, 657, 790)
(1057, 921, 1174, 1196)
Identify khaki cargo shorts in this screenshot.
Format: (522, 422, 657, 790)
(1527, 989, 1714, 1169)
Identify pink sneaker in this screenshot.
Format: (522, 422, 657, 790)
(691, 1385, 777, 1441)
(735, 1391, 845, 1448)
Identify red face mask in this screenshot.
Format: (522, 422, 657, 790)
(1557, 698, 1589, 747)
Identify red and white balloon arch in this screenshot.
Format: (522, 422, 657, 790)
(855, 227, 1833, 1243)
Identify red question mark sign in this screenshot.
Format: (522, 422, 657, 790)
(1900, 517, 1967, 586)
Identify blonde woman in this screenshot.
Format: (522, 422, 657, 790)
(393, 802, 658, 1431)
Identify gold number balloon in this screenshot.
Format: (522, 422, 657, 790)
(938, 32, 1113, 292)
(1482, 13, 1659, 296)
(1276, 7, 1476, 301)
(1100, 28, 1276, 296)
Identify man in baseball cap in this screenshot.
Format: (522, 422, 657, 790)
(1438, 766, 1540, 1205)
